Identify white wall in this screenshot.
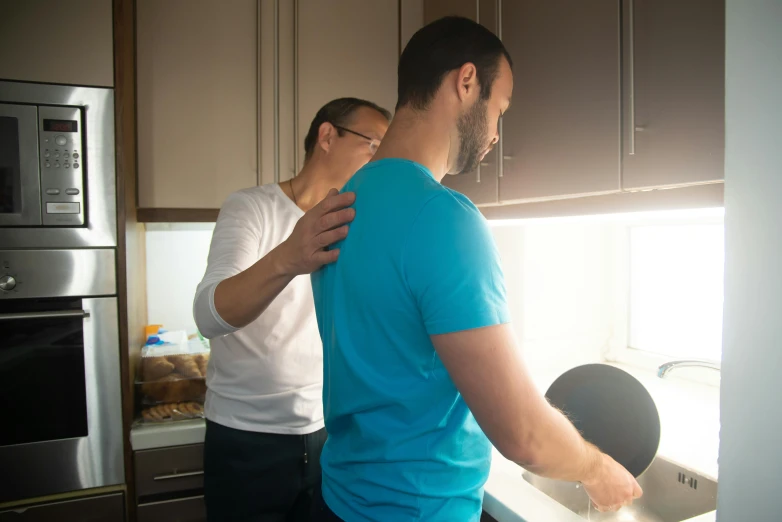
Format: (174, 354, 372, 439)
(491, 222, 614, 382)
(718, 1, 782, 520)
(145, 224, 215, 334)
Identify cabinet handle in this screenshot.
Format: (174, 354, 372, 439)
(497, 0, 504, 179)
(628, 0, 637, 155)
(153, 470, 204, 481)
(273, 0, 281, 183)
(0, 310, 90, 321)
(475, 0, 482, 183)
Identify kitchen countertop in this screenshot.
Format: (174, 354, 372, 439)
(132, 421, 715, 521)
(130, 418, 207, 450)
(130, 420, 580, 521)
(130, 362, 719, 521)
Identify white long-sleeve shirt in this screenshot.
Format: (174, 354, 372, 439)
(193, 184, 324, 434)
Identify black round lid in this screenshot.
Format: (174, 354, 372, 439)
(545, 364, 661, 478)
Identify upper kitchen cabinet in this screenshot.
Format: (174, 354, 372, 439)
(424, 0, 501, 206)
(293, 0, 399, 174)
(499, 0, 621, 203)
(621, 0, 725, 190)
(0, 0, 113, 86)
(258, 0, 400, 185)
(136, 0, 258, 210)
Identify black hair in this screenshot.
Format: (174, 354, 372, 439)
(303, 97, 392, 161)
(397, 16, 512, 111)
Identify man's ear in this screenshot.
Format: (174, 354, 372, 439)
(456, 62, 479, 103)
(317, 121, 335, 154)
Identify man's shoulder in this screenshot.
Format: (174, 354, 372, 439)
(220, 184, 282, 212)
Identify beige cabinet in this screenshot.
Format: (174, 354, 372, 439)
(621, 0, 725, 190)
(136, 0, 258, 209)
(424, 0, 501, 206)
(499, 0, 622, 203)
(294, 0, 399, 174)
(0, 0, 113, 87)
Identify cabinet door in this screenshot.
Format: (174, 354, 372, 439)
(621, 0, 725, 190)
(137, 495, 205, 522)
(425, 0, 501, 206)
(295, 0, 399, 172)
(0, 1, 113, 87)
(136, 0, 258, 209)
(135, 444, 204, 499)
(500, 1, 621, 202)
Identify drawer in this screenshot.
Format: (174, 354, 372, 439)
(134, 444, 204, 498)
(0, 493, 124, 522)
(137, 495, 205, 522)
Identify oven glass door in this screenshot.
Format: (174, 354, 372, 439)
(0, 103, 42, 226)
(0, 298, 89, 446)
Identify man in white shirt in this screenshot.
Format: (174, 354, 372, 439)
(193, 98, 391, 522)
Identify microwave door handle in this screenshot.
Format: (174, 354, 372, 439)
(0, 310, 90, 321)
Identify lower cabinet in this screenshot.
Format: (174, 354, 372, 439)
(0, 493, 124, 522)
(135, 444, 205, 522)
(137, 495, 206, 522)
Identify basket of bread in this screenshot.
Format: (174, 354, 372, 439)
(136, 333, 210, 423)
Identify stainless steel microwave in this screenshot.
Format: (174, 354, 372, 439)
(0, 80, 116, 248)
(0, 103, 86, 226)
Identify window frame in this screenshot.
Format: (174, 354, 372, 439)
(604, 209, 724, 387)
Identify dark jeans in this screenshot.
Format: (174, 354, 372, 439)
(204, 419, 327, 522)
(311, 483, 344, 522)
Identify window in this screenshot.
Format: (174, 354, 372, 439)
(628, 223, 725, 361)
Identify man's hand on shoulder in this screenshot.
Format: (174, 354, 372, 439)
(275, 189, 356, 276)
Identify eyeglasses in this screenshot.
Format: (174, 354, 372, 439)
(333, 124, 381, 154)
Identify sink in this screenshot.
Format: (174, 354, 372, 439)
(522, 457, 717, 522)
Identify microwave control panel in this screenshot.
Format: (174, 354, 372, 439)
(38, 106, 85, 226)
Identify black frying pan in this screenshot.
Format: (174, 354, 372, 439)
(545, 363, 661, 477)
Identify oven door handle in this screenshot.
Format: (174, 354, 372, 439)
(0, 310, 91, 321)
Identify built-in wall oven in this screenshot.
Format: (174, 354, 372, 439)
(0, 81, 123, 503)
(0, 249, 123, 503)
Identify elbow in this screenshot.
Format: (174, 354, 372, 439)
(495, 433, 544, 470)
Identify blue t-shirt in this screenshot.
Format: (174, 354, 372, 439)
(311, 159, 510, 522)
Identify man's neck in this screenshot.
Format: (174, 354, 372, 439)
(371, 107, 453, 182)
(284, 161, 339, 212)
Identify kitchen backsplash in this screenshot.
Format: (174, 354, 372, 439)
(144, 219, 617, 375)
(145, 223, 215, 334)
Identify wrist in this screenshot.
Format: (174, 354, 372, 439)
(580, 443, 604, 486)
(268, 241, 296, 277)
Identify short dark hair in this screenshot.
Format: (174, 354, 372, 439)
(303, 97, 392, 161)
(397, 16, 512, 111)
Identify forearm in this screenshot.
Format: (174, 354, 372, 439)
(212, 245, 294, 329)
(433, 325, 601, 484)
(516, 400, 602, 483)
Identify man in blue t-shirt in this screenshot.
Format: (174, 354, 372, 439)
(311, 16, 642, 522)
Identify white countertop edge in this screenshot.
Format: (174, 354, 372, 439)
(130, 418, 207, 451)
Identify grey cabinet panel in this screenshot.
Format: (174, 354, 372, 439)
(135, 444, 204, 499)
(622, 0, 725, 189)
(137, 496, 205, 522)
(425, 0, 502, 205)
(0, 493, 124, 522)
(0, 1, 113, 87)
(500, 0, 621, 202)
(136, 0, 258, 208)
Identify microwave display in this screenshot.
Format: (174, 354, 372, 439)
(43, 119, 78, 133)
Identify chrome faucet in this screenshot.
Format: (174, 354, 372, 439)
(657, 359, 721, 378)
